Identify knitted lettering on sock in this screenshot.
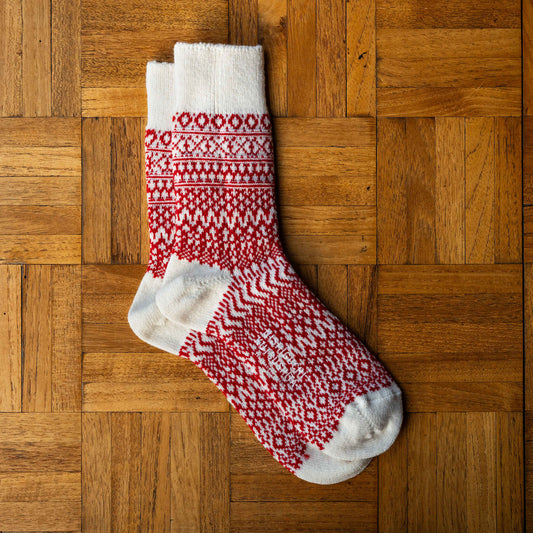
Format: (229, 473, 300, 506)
(129, 62, 370, 483)
(156, 43, 403, 461)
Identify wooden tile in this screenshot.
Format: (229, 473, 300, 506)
(82, 87, 147, 117)
(280, 205, 375, 236)
(466, 412, 498, 531)
(51, 266, 82, 412)
(231, 501, 377, 532)
(378, 420, 408, 533)
(0, 501, 81, 531)
(171, 413, 230, 532)
(316, 0, 346, 117)
(526, 264, 533, 412)
(141, 412, 171, 532)
(496, 412, 524, 532)
(317, 265, 348, 324)
(0, 471, 80, 501)
(379, 116, 522, 265)
(0, 118, 81, 264)
(347, 0, 376, 117)
(494, 117, 522, 262)
(378, 29, 521, 59)
(82, 352, 228, 412)
(435, 117, 465, 264)
(378, 265, 522, 411)
(82, 118, 112, 263)
(22, 265, 53, 412)
(378, 58, 520, 88)
(377, 87, 521, 117)
(466, 117, 495, 263)
(0, 176, 81, 206)
(110, 412, 142, 531)
(283, 234, 376, 264)
(52, 0, 81, 117)
(436, 413, 467, 532)
(526, 411, 533, 528)
(258, 0, 287, 117)
(287, 0, 316, 117)
(524, 0, 533, 115)
(274, 117, 375, 146)
(0, 265, 22, 412)
(377, 0, 520, 28)
(0, 235, 81, 264)
(0, 0, 22, 116)
(229, 0, 258, 45)
(81, 0, 228, 88)
(348, 265, 378, 353)
(82, 412, 112, 532)
(377, 117, 436, 264)
(22, 0, 51, 117)
(407, 413, 437, 531)
(22, 265, 81, 413)
(0, 413, 81, 473)
(110, 118, 142, 264)
(524, 117, 533, 203)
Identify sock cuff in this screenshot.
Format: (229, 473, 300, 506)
(146, 61, 175, 131)
(173, 42, 268, 115)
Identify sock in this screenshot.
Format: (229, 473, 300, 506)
(128, 61, 371, 484)
(156, 43, 403, 461)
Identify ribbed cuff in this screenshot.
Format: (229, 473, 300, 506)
(173, 42, 268, 114)
(146, 61, 174, 131)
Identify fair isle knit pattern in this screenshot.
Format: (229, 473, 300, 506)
(141, 128, 320, 475)
(145, 129, 176, 278)
(166, 111, 396, 451)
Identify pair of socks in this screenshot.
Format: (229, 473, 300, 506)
(129, 43, 402, 485)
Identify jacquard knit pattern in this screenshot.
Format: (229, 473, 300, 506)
(144, 127, 307, 473)
(171, 112, 395, 449)
(145, 129, 176, 278)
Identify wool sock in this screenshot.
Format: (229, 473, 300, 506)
(156, 43, 403, 461)
(128, 61, 371, 484)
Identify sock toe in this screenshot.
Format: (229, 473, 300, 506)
(322, 384, 403, 461)
(295, 444, 372, 485)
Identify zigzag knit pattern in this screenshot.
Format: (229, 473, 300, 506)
(170, 112, 395, 449)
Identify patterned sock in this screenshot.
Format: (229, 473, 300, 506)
(129, 61, 371, 484)
(156, 43, 403, 461)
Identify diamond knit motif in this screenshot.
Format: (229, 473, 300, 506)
(171, 112, 395, 450)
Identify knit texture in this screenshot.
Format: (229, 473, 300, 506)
(129, 60, 371, 483)
(156, 43, 403, 460)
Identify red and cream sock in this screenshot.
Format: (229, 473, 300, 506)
(156, 43, 403, 461)
(129, 61, 371, 484)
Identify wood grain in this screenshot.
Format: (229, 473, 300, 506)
(287, 0, 315, 117)
(316, 0, 346, 117)
(258, 0, 287, 117)
(0, 0, 22, 117)
(0, 265, 21, 412)
(22, 0, 51, 117)
(0, 0, 527, 529)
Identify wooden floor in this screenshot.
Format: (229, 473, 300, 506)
(0, 0, 529, 531)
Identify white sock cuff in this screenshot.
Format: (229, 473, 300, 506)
(146, 61, 175, 131)
(173, 42, 268, 114)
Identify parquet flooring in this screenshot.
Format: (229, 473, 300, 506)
(0, 0, 528, 530)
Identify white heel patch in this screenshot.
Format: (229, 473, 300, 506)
(156, 256, 232, 333)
